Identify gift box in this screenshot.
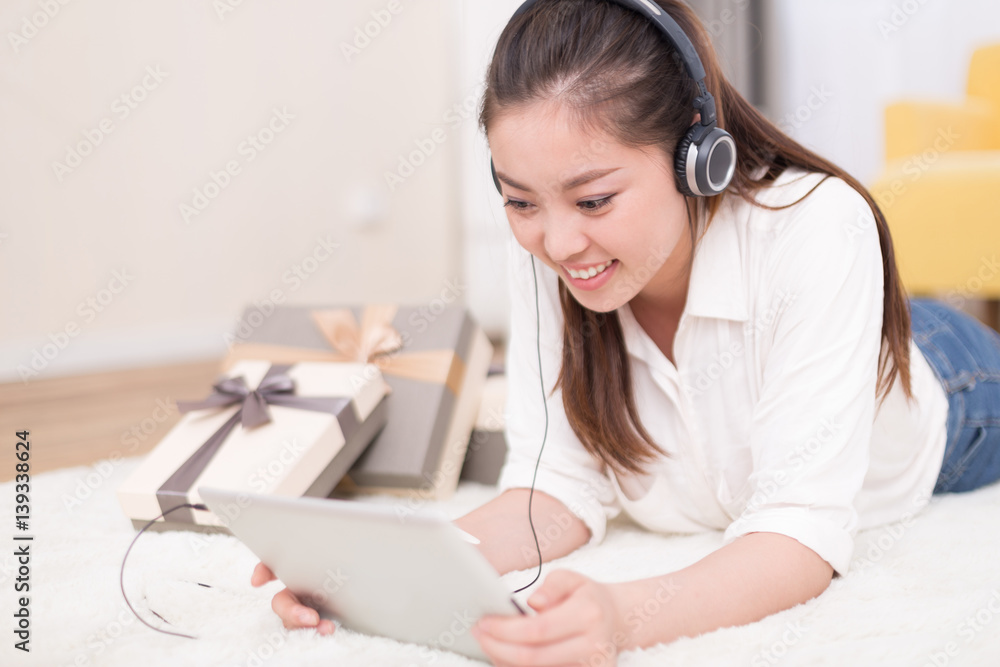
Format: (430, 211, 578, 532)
(117, 359, 389, 531)
(460, 374, 508, 485)
(222, 304, 493, 498)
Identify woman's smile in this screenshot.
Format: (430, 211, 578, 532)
(562, 259, 618, 290)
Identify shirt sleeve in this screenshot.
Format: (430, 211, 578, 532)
(722, 177, 884, 576)
(497, 242, 621, 546)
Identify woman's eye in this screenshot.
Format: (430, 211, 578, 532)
(503, 199, 533, 212)
(579, 196, 614, 212)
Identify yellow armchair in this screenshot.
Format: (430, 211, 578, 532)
(871, 44, 1000, 313)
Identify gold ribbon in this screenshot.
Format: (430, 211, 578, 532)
(222, 305, 466, 396)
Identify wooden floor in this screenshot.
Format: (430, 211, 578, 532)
(0, 358, 224, 482)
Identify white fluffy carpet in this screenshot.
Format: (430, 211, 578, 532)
(2, 455, 1000, 667)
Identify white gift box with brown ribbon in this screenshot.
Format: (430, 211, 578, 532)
(116, 360, 389, 529)
(223, 304, 493, 499)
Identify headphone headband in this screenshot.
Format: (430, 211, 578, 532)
(511, 0, 713, 125)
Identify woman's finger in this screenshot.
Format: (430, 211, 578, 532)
(269, 588, 337, 635)
(478, 594, 587, 646)
(250, 562, 276, 587)
(272, 588, 315, 626)
(527, 569, 590, 612)
(252, 563, 336, 635)
(475, 625, 605, 667)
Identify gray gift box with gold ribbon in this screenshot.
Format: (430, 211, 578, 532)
(223, 304, 494, 498)
(460, 374, 508, 485)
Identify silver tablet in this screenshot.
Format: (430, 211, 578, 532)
(198, 486, 524, 661)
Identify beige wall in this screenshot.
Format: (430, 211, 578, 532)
(1, 0, 465, 382)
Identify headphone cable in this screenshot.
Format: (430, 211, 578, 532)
(513, 255, 549, 594)
(120, 502, 209, 639)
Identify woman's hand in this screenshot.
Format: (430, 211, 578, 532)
(472, 570, 625, 667)
(250, 562, 336, 636)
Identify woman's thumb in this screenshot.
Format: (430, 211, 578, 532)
(528, 569, 586, 611)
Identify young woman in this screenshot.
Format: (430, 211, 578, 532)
(252, 1, 1000, 663)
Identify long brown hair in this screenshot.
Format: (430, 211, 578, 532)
(479, 0, 912, 476)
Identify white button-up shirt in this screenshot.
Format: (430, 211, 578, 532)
(498, 168, 949, 576)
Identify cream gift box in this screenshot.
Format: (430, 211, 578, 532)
(116, 359, 389, 530)
(222, 304, 493, 499)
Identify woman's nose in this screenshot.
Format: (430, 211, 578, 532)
(543, 214, 590, 263)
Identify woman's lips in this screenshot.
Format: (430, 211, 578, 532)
(562, 259, 618, 291)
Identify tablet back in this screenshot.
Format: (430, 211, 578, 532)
(198, 486, 520, 661)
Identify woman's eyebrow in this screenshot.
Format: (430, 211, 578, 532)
(496, 167, 621, 193)
(563, 167, 621, 190)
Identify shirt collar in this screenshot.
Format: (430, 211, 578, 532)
(682, 204, 749, 322)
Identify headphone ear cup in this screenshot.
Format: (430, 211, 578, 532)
(673, 128, 699, 198)
(673, 125, 738, 197)
(490, 158, 502, 194)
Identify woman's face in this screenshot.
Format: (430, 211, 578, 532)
(489, 100, 692, 314)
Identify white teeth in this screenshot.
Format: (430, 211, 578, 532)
(568, 260, 613, 280)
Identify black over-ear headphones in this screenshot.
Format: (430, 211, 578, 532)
(489, 0, 738, 198)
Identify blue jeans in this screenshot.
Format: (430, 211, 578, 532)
(910, 298, 1000, 494)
